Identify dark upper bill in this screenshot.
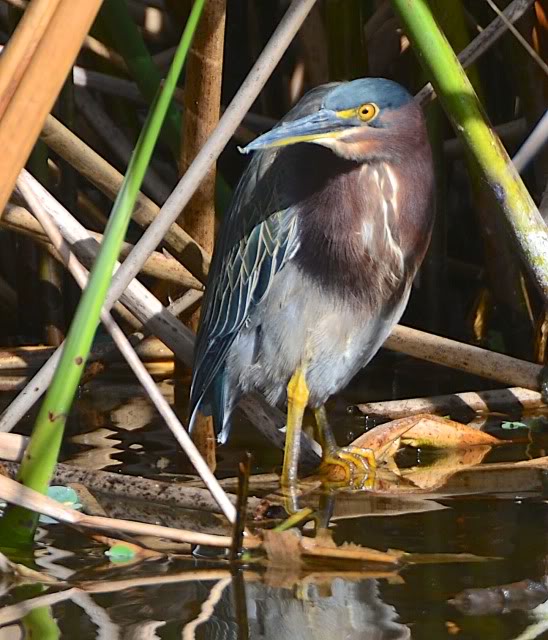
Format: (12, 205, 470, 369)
(239, 109, 352, 155)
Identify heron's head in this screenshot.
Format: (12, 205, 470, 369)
(241, 78, 425, 162)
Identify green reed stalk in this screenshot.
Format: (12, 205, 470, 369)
(391, 0, 548, 302)
(0, 0, 206, 545)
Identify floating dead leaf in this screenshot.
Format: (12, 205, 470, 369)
(352, 413, 502, 459)
(262, 528, 402, 567)
(352, 415, 421, 460)
(262, 529, 303, 587)
(299, 537, 404, 565)
(403, 552, 498, 565)
(401, 446, 492, 491)
(263, 529, 302, 566)
(401, 415, 502, 448)
(92, 535, 165, 563)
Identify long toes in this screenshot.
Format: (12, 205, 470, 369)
(319, 446, 376, 489)
(339, 446, 376, 473)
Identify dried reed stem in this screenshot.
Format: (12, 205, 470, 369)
(385, 325, 542, 389)
(355, 387, 544, 420)
(178, 0, 227, 470)
(17, 175, 236, 523)
(0, 0, 62, 118)
(0, 0, 104, 212)
(2, 204, 202, 288)
(40, 114, 210, 284)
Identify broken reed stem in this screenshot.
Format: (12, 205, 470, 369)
(385, 325, 542, 389)
(0, 433, 28, 462)
(2, 204, 202, 288)
(0, 340, 173, 371)
(40, 114, 210, 285)
(355, 386, 544, 420)
(0, 458, 253, 515)
(0, 0, 104, 213)
(0, 472, 401, 564)
(17, 176, 237, 524)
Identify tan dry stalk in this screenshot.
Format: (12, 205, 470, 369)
(2, 204, 202, 288)
(178, 0, 226, 260)
(385, 325, 542, 389)
(0, 343, 174, 372)
(0, 0, 63, 119)
(178, 0, 227, 470)
(0, 471, 401, 564)
(1, 0, 127, 70)
(40, 115, 210, 284)
(355, 387, 544, 420)
(0, 0, 104, 213)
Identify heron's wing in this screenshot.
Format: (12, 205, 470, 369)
(189, 83, 341, 426)
(189, 204, 299, 424)
(188, 153, 297, 424)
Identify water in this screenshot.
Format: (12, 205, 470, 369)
(0, 355, 547, 639)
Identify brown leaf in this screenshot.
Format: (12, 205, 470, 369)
(262, 529, 303, 566)
(92, 535, 165, 562)
(299, 537, 404, 565)
(353, 413, 501, 458)
(262, 529, 303, 588)
(402, 415, 502, 448)
(401, 446, 492, 491)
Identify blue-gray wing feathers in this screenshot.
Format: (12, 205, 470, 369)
(189, 83, 341, 437)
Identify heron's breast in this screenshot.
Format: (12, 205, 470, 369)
(233, 264, 404, 405)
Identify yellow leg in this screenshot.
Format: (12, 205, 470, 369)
(313, 405, 337, 453)
(281, 368, 309, 488)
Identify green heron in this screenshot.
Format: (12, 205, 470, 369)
(190, 78, 434, 487)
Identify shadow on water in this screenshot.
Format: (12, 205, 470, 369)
(1, 353, 547, 639)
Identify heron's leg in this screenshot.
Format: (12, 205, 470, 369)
(281, 367, 309, 487)
(314, 407, 376, 488)
(313, 405, 337, 453)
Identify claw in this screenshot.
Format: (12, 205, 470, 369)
(319, 446, 376, 489)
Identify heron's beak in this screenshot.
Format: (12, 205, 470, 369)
(240, 109, 350, 154)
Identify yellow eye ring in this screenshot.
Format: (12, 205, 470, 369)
(357, 103, 378, 122)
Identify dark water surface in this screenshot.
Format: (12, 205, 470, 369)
(1, 356, 547, 639)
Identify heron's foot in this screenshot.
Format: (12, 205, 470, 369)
(319, 446, 376, 489)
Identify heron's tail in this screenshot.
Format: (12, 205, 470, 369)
(188, 370, 234, 445)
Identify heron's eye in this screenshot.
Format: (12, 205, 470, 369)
(357, 103, 378, 122)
